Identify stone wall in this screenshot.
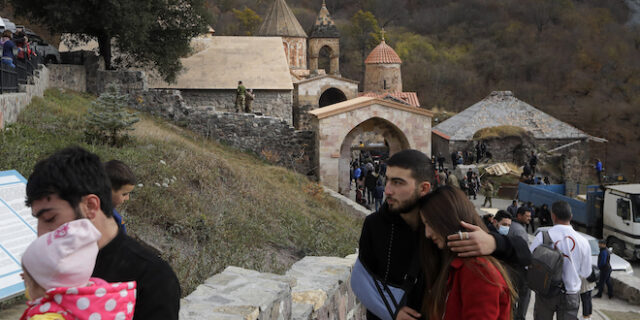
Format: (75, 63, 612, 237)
(96, 70, 147, 95)
(181, 89, 293, 125)
(180, 254, 365, 320)
(48, 65, 86, 92)
(0, 65, 49, 129)
(131, 89, 316, 177)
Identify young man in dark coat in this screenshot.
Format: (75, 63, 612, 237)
(26, 147, 181, 320)
(353, 149, 531, 320)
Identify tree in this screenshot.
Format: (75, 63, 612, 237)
(348, 10, 381, 64)
(232, 7, 262, 36)
(85, 83, 139, 147)
(10, 0, 212, 82)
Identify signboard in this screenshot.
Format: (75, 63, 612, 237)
(0, 170, 36, 301)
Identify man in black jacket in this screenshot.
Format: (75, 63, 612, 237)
(355, 149, 532, 320)
(26, 147, 181, 320)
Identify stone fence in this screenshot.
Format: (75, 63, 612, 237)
(130, 89, 317, 177)
(0, 65, 49, 129)
(180, 255, 364, 320)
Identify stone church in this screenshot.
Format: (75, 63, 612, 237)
(148, 0, 420, 130)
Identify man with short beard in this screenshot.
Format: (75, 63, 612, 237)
(355, 149, 433, 320)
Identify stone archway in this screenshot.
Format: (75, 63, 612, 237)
(309, 39, 340, 75)
(319, 87, 347, 107)
(310, 97, 433, 194)
(338, 118, 410, 194)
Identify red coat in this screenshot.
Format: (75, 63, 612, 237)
(443, 257, 511, 320)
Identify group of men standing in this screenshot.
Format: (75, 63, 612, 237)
(235, 80, 255, 113)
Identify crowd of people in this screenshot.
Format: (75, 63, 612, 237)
(16, 145, 615, 320)
(351, 157, 387, 211)
(351, 149, 611, 320)
(1, 28, 36, 69)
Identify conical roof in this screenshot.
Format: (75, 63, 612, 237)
(310, 0, 340, 38)
(257, 0, 307, 38)
(364, 39, 402, 64)
(434, 91, 591, 141)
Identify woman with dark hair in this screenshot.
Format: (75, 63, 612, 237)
(419, 186, 515, 320)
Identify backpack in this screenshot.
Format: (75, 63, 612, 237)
(527, 231, 564, 297)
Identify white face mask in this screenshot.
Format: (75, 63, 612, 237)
(498, 225, 510, 236)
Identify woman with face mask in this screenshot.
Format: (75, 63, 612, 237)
(419, 187, 516, 320)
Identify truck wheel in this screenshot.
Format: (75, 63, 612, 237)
(45, 56, 57, 64)
(607, 237, 625, 257)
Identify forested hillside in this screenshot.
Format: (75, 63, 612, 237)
(212, 0, 640, 181)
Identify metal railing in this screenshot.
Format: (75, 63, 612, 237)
(0, 62, 19, 94)
(1, 53, 42, 94)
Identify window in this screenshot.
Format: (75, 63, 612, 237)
(632, 195, 640, 223)
(617, 198, 631, 220)
(383, 80, 387, 90)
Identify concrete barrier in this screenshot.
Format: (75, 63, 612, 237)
(612, 273, 640, 305)
(0, 65, 49, 129)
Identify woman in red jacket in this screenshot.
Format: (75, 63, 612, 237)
(419, 186, 515, 320)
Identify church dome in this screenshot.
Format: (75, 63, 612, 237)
(257, 0, 307, 38)
(364, 39, 402, 64)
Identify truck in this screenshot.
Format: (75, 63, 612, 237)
(518, 183, 640, 261)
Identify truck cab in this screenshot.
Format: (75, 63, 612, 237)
(603, 184, 640, 260)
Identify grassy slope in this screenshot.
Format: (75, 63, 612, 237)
(0, 89, 363, 295)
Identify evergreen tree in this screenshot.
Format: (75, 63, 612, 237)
(85, 83, 139, 147)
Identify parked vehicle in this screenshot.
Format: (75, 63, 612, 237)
(25, 31, 60, 64)
(0, 17, 5, 32)
(2, 18, 15, 33)
(535, 227, 634, 274)
(519, 183, 640, 261)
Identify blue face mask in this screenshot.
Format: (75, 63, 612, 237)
(498, 225, 510, 236)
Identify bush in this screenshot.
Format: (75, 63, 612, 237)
(84, 83, 139, 146)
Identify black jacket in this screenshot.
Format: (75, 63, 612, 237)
(93, 229, 181, 320)
(358, 203, 424, 319)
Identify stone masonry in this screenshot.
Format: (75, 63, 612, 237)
(131, 89, 316, 177)
(0, 65, 49, 129)
(180, 89, 294, 125)
(180, 254, 364, 320)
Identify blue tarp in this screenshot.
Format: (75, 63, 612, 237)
(517, 183, 601, 227)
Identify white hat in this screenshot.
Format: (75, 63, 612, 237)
(22, 219, 101, 290)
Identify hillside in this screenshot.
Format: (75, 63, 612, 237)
(0, 89, 364, 296)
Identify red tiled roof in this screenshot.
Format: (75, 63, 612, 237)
(359, 91, 420, 107)
(432, 129, 450, 140)
(364, 40, 402, 64)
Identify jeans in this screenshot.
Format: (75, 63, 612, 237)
(374, 198, 383, 211)
(580, 290, 592, 316)
(596, 268, 613, 298)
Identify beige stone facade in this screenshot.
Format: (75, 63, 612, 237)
(363, 63, 403, 93)
(308, 38, 340, 75)
(310, 97, 433, 194)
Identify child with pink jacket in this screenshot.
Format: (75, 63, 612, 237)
(20, 219, 136, 320)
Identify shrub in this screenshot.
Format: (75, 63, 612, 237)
(84, 83, 139, 146)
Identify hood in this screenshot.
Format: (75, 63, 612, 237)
(22, 278, 136, 320)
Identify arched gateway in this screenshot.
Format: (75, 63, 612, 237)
(309, 97, 433, 195)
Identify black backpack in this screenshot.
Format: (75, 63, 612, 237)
(527, 231, 564, 297)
